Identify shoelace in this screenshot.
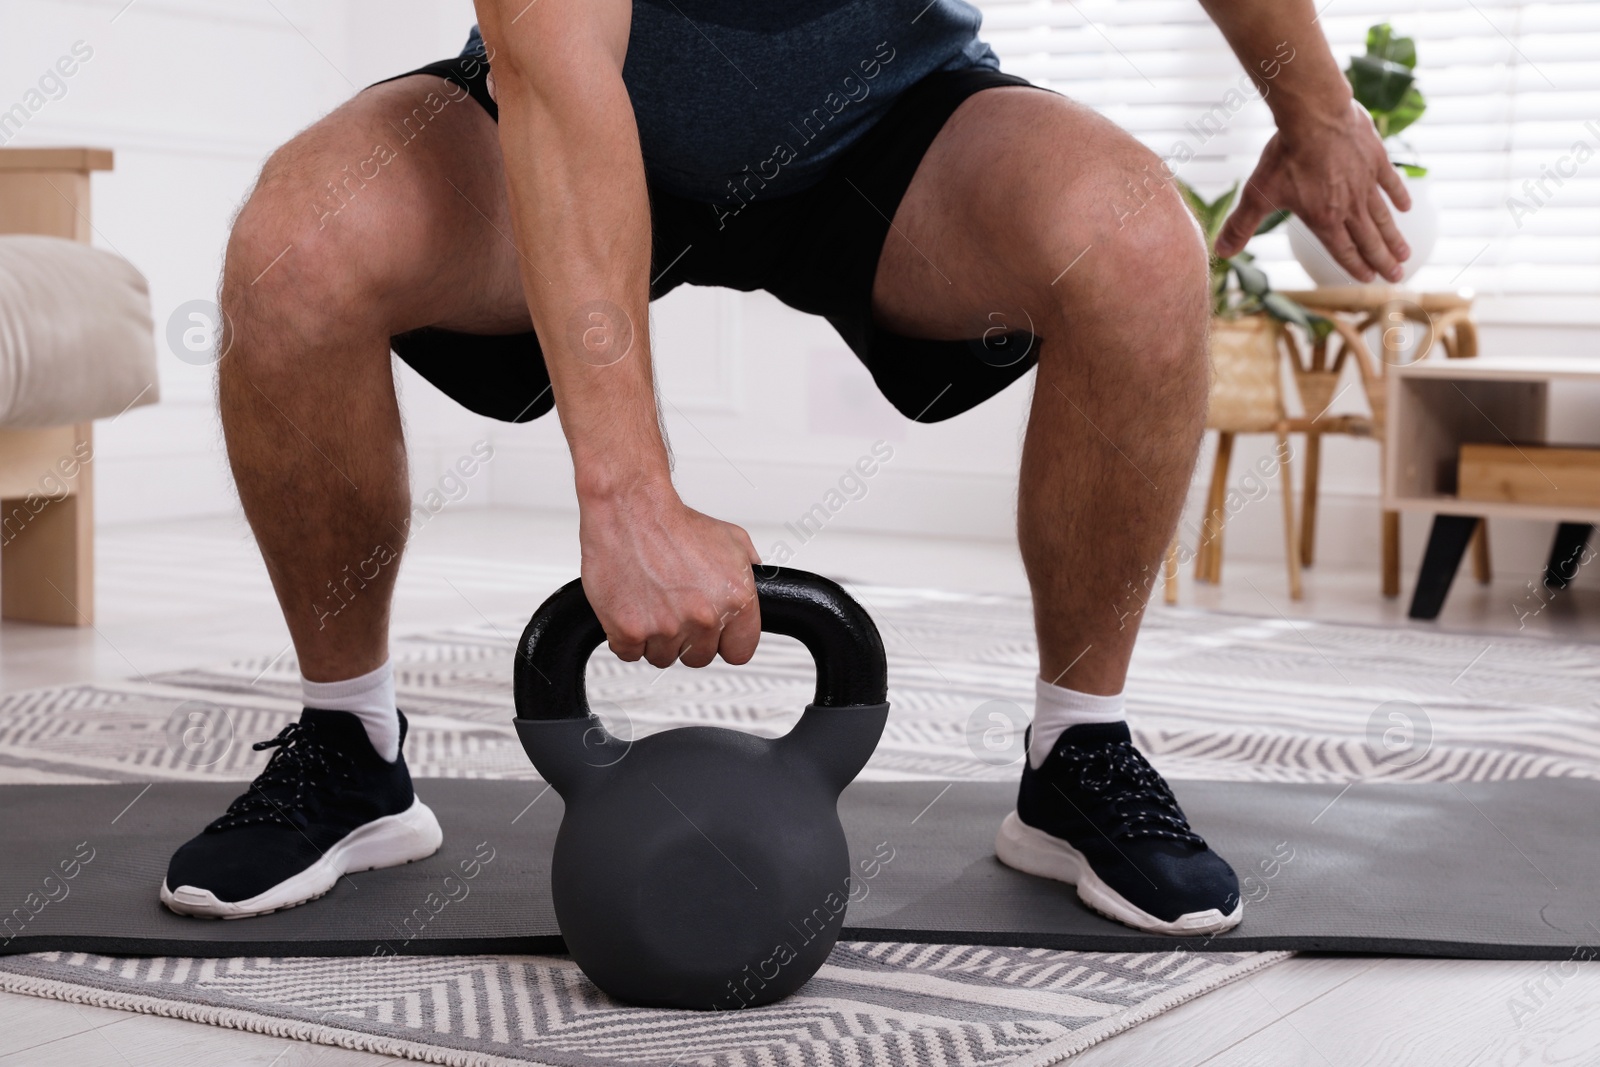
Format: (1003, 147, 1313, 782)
(209, 721, 351, 831)
(1054, 740, 1206, 846)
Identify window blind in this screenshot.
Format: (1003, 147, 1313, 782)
(975, 0, 1600, 319)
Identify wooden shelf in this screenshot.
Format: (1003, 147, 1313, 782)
(1392, 354, 1600, 382)
(1385, 356, 1600, 525)
(1383, 493, 1600, 525)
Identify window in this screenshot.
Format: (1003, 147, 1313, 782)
(977, 0, 1600, 321)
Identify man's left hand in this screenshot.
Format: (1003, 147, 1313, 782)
(1215, 98, 1411, 284)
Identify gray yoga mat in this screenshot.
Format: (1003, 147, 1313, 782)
(2, 778, 1595, 960)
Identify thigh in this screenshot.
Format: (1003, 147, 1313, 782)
(235, 72, 531, 337)
(870, 86, 1169, 341)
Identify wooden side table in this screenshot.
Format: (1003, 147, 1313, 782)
(1279, 287, 1479, 598)
(0, 147, 113, 626)
(1385, 355, 1600, 619)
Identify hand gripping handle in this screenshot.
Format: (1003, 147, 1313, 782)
(513, 567, 888, 720)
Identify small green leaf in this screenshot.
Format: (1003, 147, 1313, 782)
(1254, 209, 1291, 236)
(1261, 291, 1314, 332)
(1212, 183, 1239, 222)
(1366, 24, 1391, 57)
(1198, 184, 1239, 246)
(1232, 258, 1270, 298)
(1177, 179, 1228, 254)
(1366, 23, 1417, 68)
(1396, 162, 1429, 178)
(1347, 54, 1415, 114)
(1383, 85, 1427, 139)
(1176, 178, 1208, 221)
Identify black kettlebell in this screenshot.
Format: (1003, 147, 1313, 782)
(513, 567, 889, 1011)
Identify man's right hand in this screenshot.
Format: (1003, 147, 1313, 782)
(477, 0, 758, 664)
(579, 481, 763, 669)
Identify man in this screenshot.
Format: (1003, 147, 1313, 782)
(162, 0, 1408, 932)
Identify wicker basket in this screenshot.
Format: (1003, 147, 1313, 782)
(1206, 314, 1283, 433)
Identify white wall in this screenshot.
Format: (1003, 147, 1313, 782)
(6, 0, 1593, 591)
(495, 292, 1595, 585)
(490, 286, 1033, 557)
(3, 0, 486, 525)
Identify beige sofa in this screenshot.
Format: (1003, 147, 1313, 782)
(0, 148, 158, 625)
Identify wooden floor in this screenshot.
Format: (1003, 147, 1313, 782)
(0, 992, 398, 1065)
(2, 510, 1597, 1065)
(1075, 955, 1600, 1066)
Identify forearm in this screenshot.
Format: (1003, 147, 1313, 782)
(1198, 0, 1352, 133)
(476, 2, 668, 502)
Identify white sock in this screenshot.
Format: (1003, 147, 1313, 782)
(1028, 675, 1126, 769)
(302, 660, 400, 762)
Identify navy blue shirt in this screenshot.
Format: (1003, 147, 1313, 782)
(462, 1, 997, 204)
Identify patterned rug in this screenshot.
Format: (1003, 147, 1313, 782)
(0, 946, 1283, 1067)
(3, 578, 1596, 1065)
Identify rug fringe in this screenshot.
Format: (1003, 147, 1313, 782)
(1015, 950, 1295, 1066)
(0, 969, 548, 1067)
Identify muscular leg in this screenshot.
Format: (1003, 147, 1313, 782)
(219, 75, 531, 682)
(162, 76, 534, 919)
(873, 90, 1239, 934)
(873, 88, 1209, 695)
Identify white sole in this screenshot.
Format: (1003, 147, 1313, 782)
(995, 810, 1243, 936)
(161, 796, 444, 919)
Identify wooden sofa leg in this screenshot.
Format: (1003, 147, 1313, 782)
(2, 492, 94, 625)
(1, 423, 94, 626)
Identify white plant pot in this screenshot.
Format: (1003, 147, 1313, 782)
(1288, 171, 1438, 286)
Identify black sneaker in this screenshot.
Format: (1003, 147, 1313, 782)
(161, 708, 442, 918)
(995, 722, 1242, 934)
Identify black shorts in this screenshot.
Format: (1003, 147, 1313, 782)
(378, 56, 1046, 425)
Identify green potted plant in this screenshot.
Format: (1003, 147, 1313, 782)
(1180, 181, 1329, 431)
(1289, 22, 1438, 284)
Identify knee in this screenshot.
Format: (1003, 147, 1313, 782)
(1040, 146, 1210, 381)
(220, 144, 383, 367)
(1087, 148, 1208, 311)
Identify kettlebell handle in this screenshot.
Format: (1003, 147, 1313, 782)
(513, 567, 888, 720)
